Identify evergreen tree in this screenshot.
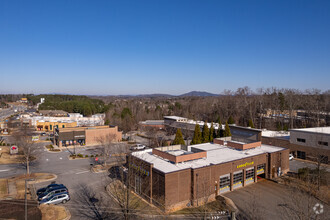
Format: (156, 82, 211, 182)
(216, 118, 222, 138)
(224, 122, 232, 137)
(202, 121, 210, 143)
(173, 128, 185, 145)
(227, 116, 235, 124)
(209, 123, 215, 142)
(248, 119, 255, 128)
(191, 124, 202, 145)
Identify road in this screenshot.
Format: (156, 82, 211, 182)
(0, 142, 123, 219)
(290, 159, 330, 172)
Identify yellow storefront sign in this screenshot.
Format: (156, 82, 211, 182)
(237, 161, 254, 169)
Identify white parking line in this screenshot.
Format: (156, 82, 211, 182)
(0, 169, 10, 172)
(75, 170, 89, 175)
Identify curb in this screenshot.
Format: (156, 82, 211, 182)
(43, 146, 62, 153)
(62, 206, 71, 220)
(29, 174, 58, 184)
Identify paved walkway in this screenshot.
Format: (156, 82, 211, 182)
(7, 181, 17, 199)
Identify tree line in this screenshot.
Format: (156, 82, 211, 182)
(100, 87, 329, 132)
(28, 95, 110, 116)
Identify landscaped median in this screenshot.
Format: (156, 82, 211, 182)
(45, 144, 61, 152)
(39, 204, 71, 220)
(0, 146, 26, 164)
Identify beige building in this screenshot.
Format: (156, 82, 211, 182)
(36, 121, 77, 131)
(54, 125, 122, 147)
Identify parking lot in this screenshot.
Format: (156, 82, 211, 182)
(225, 180, 329, 220)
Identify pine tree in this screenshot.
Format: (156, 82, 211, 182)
(191, 124, 202, 145)
(202, 121, 210, 143)
(209, 123, 215, 142)
(227, 116, 235, 124)
(248, 119, 255, 128)
(173, 128, 185, 145)
(216, 118, 222, 138)
(224, 122, 232, 137)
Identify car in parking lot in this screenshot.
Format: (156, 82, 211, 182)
(38, 185, 68, 201)
(39, 192, 70, 205)
(37, 183, 65, 196)
(289, 154, 294, 161)
(130, 144, 146, 150)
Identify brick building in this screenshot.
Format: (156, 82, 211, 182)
(54, 125, 122, 147)
(129, 138, 289, 212)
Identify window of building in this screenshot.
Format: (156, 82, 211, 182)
(62, 125, 65, 128)
(49, 125, 52, 130)
(297, 138, 306, 143)
(246, 168, 254, 180)
(318, 141, 328, 146)
(257, 164, 265, 174)
(220, 174, 230, 191)
(233, 172, 243, 184)
(297, 151, 306, 159)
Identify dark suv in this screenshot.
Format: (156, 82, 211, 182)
(37, 183, 64, 196)
(38, 185, 68, 201)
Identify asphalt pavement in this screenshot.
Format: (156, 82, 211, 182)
(289, 159, 330, 172)
(0, 141, 123, 219)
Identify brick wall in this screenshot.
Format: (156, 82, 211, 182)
(85, 126, 122, 145)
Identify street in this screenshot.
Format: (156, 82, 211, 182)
(0, 142, 122, 219)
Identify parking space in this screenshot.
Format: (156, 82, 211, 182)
(224, 180, 329, 220)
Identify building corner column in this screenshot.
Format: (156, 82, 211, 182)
(150, 164, 153, 204)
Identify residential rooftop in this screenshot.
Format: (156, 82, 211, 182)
(132, 142, 285, 174)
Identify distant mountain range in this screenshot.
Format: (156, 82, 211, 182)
(111, 91, 219, 98)
(179, 91, 219, 97)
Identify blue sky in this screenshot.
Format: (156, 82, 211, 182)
(1, 0, 329, 95)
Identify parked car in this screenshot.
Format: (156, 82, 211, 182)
(131, 144, 146, 150)
(37, 183, 64, 196)
(289, 154, 294, 161)
(39, 192, 70, 205)
(38, 186, 68, 201)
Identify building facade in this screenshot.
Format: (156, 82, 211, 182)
(262, 127, 330, 163)
(36, 121, 77, 131)
(54, 125, 122, 147)
(129, 138, 289, 212)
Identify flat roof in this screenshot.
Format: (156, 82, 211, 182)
(132, 142, 285, 174)
(290, 127, 330, 135)
(164, 116, 187, 120)
(262, 130, 290, 137)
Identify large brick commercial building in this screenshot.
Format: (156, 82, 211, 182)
(129, 138, 289, 212)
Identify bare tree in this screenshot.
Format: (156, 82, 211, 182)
(12, 127, 38, 175)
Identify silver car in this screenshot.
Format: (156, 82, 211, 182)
(39, 193, 70, 205)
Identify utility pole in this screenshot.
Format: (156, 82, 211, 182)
(25, 179, 27, 220)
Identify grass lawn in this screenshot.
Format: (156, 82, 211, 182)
(0, 179, 8, 198)
(39, 204, 69, 220)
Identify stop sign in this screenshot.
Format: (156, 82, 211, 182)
(95, 157, 98, 161)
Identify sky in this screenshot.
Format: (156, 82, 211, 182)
(1, 0, 330, 95)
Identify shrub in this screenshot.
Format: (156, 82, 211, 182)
(90, 155, 94, 158)
(77, 153, 83, 158)
(85, 155, 89, 158)
(95, 154, 99, 157)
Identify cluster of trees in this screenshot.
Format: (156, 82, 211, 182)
(99, 87, 329, 132)
(172, 120, 232, 146)
(28, 95, 109, 116)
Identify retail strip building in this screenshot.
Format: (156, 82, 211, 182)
(129, 137, 289, 211)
